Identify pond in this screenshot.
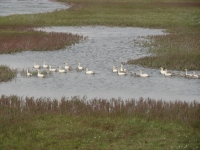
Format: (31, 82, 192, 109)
(0, 0, 69, 16)
(0, 26, 200, 102)
(0, 0, 199, 102)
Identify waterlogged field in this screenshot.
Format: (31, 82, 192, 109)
(0, 0, 200, 150)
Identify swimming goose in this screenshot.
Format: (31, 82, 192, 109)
(77, 63, 84, 71)
(37, 70, 45, 78)
(185, 69, 193, 77)
(192, 72, 199, 78)
(120, 64, 127, 72)
(172, 72, 183, 77)
(139, 70, 149, 77)
(27, 69, 32, 76)
(160, 67, 167, 75)
(64, 62, 70, 70)
(49, 65, 57, 72)
(112, 66, 118, 73)
(86, 68, 95, 74)
(164, 69, 172, 76)
(33, 62, 40, 69)
(118, 69, 126, 76)
(42, 61, 49, 68)
(130, 72, 140, 77)
(58, 66, 66, 73)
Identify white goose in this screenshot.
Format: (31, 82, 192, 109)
(160, 67, 167, 75)
(64, 62, 70, 70)
(192, 72, 199, 78)
(26, 69, 32, 76)
(86, 68, 95, 74)
(185, 69, 193, 77)
(58, 66, 66, 73)
(118, 69, 126, 76)
(120, 64, 127, 72)
(120, 64, 124, 72)
(164, 69, 172, 76)
(49, 65, 57, 72)
(37, 70, 45, 78)
(42, 61, 49, 68)
(139, 70, 149, 77)
(33, 62, 40, 69)
(112, 66, 118, 73)
(77, 63, 84, 71)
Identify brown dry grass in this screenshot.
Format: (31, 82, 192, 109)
(0, 29, 86, 54)
(0, 95, 199, 128)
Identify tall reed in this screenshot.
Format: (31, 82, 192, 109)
(0, 95, 199, 130)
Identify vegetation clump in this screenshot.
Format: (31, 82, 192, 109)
(0, 65, 17, 82)
(0, 29, 87, 54)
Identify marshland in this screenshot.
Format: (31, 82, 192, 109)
(0, 0, 200, 149)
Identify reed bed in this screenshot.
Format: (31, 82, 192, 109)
(0, 65, 17, 82)
(0, 95, 199, 149)
(0, 95, 199, 128)
(0, 30, 87, 54)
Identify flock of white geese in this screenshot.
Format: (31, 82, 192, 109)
(113, 65, 200, 79)
(27, 61, 200, 79)
(27, 61, 95, 77)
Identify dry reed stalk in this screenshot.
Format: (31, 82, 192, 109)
(0, 95, 199, 128)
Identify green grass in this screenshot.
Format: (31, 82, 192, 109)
(0, 65, 17, 82)
(0, 95, 199, 150)
(1, 115, 199, 150)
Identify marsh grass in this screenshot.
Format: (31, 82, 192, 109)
(0, 29, 87, 54)
(0, 95, 199, 149)
(0, 65, 17, 82)
(128, 27, 200, 70)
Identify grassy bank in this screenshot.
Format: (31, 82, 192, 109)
(0, 0, 199, 69)
(0, 95, 199, 149)
(127, 26, 200, 70)
(0, 65, 17, 82)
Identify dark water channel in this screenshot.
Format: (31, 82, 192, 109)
(0, 1, 199, 102)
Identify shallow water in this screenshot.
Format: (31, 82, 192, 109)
(0, 26, 200, 102)
(0, 0, 69, 16)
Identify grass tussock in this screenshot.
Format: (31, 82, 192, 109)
(0, 30, 87, 54)
(0, 95, 200, 149)
(0, 65, 17, 82)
